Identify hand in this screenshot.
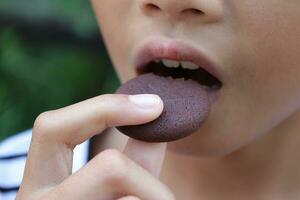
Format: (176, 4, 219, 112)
(16, 94, 175, 200)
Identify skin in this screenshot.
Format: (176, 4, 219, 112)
(17, 0, 300, 199)
(17, 94, 174, 200)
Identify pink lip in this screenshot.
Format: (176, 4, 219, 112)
(133, 38, 223, 83)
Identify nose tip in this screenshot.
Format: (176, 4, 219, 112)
(139, 0, 223, 22)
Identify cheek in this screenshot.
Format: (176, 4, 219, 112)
(92, 0, 136, 82)
(170, 1, 300, 156)
(214, 1, 300, 153)
(235, 1, 300, 124)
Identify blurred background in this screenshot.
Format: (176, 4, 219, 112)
(0, 0, 120, 141)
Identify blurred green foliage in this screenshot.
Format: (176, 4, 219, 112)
(0, 1, 120, 141)
(0, 0, 97, 38)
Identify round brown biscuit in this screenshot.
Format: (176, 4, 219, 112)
(116, 73, 211, 142)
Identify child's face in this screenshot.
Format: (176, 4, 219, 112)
(92, 1, 300, 156)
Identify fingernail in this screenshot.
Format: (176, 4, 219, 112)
(129, 94, 162, 108)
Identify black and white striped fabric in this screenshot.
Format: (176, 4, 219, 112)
(0, 129, 90, 200)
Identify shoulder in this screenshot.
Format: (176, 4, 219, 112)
(0, 129, 32, 200)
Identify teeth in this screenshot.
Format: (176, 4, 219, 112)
(158, 59, 200, 70)
(156, 59, 200, 70)
(181, 61, 200, 70)
(162, 59, 180, 68)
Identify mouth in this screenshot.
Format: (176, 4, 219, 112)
(134, 39, 223, 91)
(116, 40, 223, 142)
(137, 59, 222, 90)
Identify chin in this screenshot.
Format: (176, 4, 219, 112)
(167, 139, 244, 158)
(166, 124, 247, 158)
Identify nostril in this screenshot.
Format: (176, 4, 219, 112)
(182, 8, 204, 15)
(144, 3, 161, 12)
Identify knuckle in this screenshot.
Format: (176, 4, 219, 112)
(96, 149, 131, 185)
(97, 94, 120, 127)
(98, 94, 128, 128)
(130, 198, 140, 200)
(98, 94, 121, 106)
(33, 111, 56, 139)
(118, 196, 140, 200)
(99, 94, 127, 108)
(100, 93, 125, 101)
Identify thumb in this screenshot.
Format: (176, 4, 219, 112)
(123, 138, 167, 178)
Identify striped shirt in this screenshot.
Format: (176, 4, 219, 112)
(0, 129, 90, 200)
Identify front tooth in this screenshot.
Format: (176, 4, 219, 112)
(181, 61, 199, 70)
(162, 59, 180, 68)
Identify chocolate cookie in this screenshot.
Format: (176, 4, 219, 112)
(116, 73, 214, 142)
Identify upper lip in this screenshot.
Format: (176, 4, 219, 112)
(133, 38, 223, 83)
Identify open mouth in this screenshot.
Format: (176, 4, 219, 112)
(116, 41, 223, 142)
(136, 59, 223, 90)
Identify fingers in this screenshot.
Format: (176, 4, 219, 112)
(57, 149, 175, 200)
(33, 94, 163, 146)
(22, 94, 163, 189)
(123, 138, 167, 178)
